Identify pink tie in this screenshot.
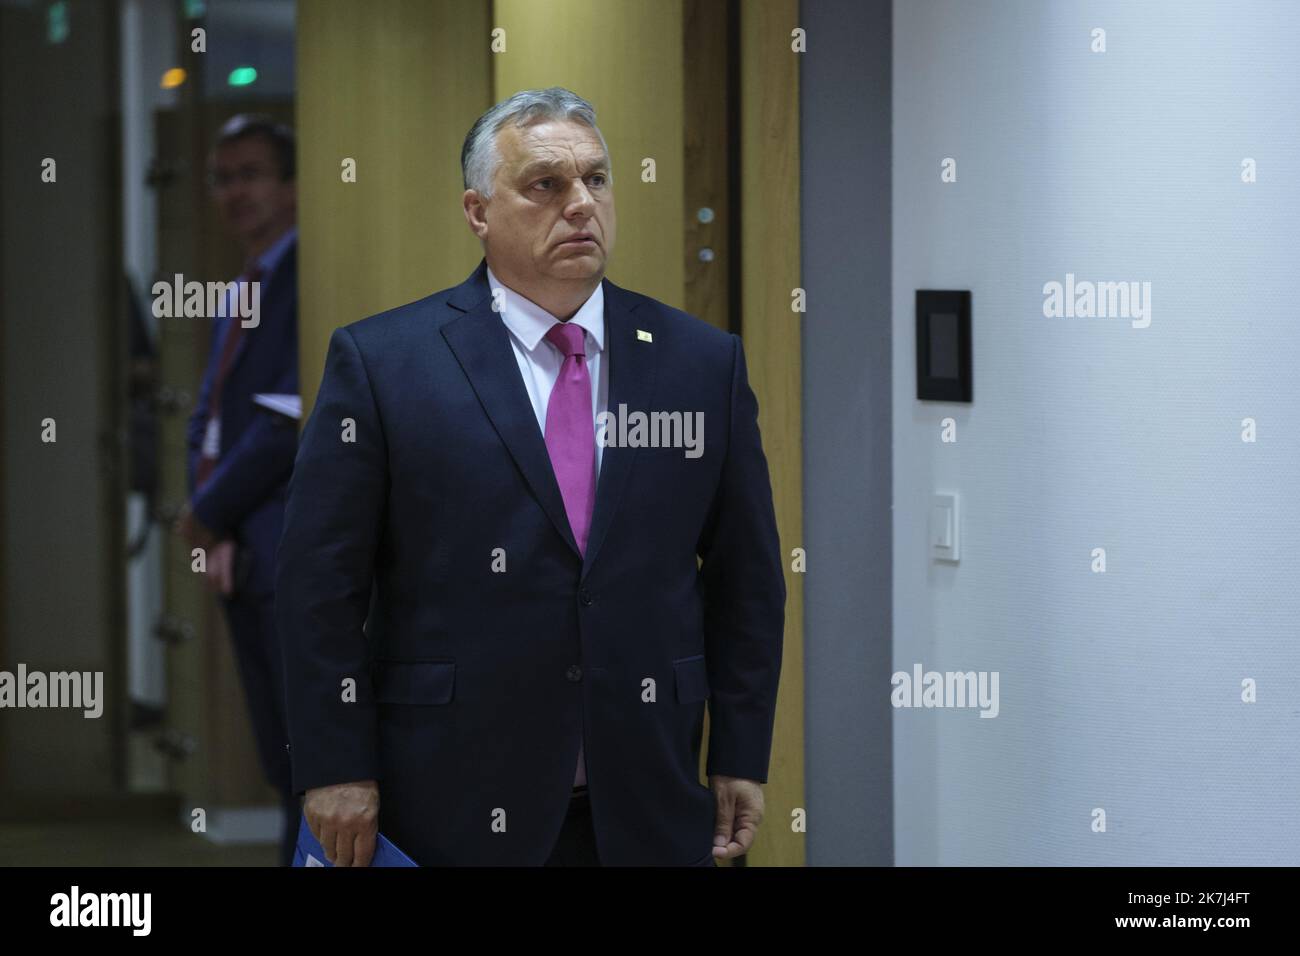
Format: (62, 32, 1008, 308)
(543, 321, 595, 788)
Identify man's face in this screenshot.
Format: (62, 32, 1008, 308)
(210, 136, 295, 246)
(468, 119, 616, 284)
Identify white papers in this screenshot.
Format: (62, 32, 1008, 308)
(252, 393, 301, 420)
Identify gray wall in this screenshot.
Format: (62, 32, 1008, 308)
(893, 0, 1300, 864)
(1, 0, 121, 793)
(801, 0, 893, 866)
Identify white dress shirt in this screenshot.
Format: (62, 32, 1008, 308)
(486, 264, 608, 474)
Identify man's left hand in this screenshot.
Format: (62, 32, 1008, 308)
(709, 774, 765, 860)
(203, 539, 238, 596)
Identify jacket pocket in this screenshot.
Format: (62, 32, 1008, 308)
(372, 659, 456, 705)
(672, 654, 710, 704)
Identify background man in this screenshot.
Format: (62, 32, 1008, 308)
(176, 114, 300, 866)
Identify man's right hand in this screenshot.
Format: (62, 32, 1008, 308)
(202, 539, 238, 596)
(304, 780, 380, 866)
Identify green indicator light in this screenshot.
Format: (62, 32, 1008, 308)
(48, 1, 70, 45)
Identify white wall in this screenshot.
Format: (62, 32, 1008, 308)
(893, 0, 1300, 864)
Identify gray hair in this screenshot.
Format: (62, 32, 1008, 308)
(461, 87, 611, 199)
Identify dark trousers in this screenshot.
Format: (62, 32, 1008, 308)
(543, 787, 721, 866)
(544, 788, 601, 866)
(221, 590, 300, 867)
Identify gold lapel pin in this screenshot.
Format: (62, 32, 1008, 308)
(636, 329, 653, 342)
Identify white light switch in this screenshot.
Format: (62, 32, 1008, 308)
(931, 493, 959, 562)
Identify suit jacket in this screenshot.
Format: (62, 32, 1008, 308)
(186, 241, 300, 597)
(274, 257, 785, 865)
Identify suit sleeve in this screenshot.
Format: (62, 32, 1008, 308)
(696, 333, 787, 784)
(189, 355, 299, 535)
(275, 326, 387, 794)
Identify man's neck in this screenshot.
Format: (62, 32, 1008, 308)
(488, 264, 601, 321)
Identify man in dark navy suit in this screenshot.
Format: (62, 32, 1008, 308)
(176, 114, 300, 866)
(276, 88, 785, 866)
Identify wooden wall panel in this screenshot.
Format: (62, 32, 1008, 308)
(493, 0, 685, 311)
(739, 0, 804, 867)
(683, 0, 733, 333)
(296, 0, 492, 413)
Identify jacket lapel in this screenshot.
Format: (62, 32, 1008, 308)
(228, 241, 297, 375)
(440, 258, 658, 578)
(581, 278, 656, 579)
(442, 259, 582, 558)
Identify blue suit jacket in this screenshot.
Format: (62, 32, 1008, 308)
(275, 258, 785, 865)
(186, 241, 300, 596)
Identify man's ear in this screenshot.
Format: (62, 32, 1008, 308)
(463, 190, 489, 240)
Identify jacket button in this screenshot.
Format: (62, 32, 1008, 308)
(578, 589, 593, 606)
(566, 665, 583, 682)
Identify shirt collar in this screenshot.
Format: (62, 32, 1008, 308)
(486, 263, 605, 356)
(255, 226, 297, 279)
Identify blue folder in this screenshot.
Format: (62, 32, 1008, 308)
(292, 812, 418, 867)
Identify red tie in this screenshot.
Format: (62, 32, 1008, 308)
(195, 263, 264, 491)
